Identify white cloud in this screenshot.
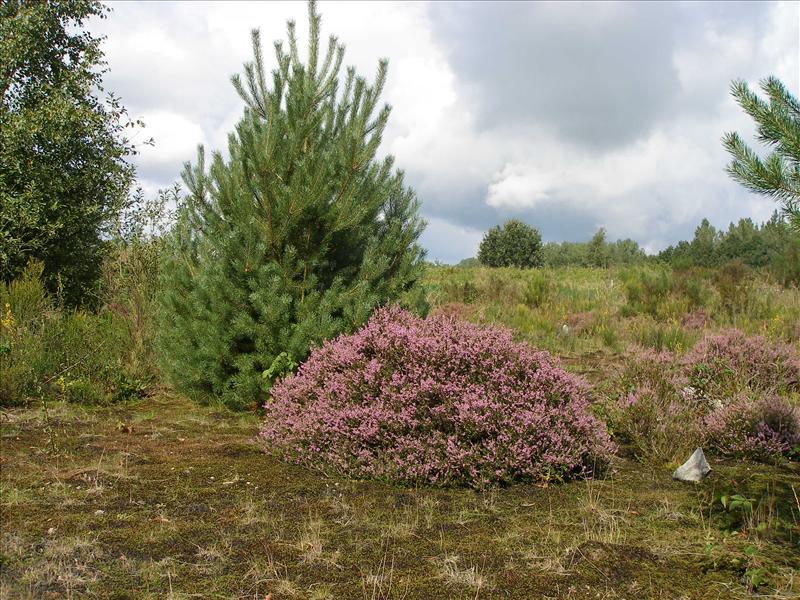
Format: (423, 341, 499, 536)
(135, 111, 205, 170)
(419, 217, 484, 264)
(90, 1, 799, 262)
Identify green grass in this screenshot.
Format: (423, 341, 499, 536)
(422, 265, 800, 354)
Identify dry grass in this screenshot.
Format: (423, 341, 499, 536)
(432, 553, 490, 594)
(2, 393, 799, 598)
(579, 477, 629, 545)
(361, 551, 409, 600)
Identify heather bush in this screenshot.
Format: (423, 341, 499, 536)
(602, 348, 701, 462)
(608, 385, 703, 463)
(683, 329, 800, 397)
(609, 346, 682, 400)
(605, 332, 800, 463)
(681, 310, 709, 330)
(260, 306, 614, 487)
(705, 394, 800, 459)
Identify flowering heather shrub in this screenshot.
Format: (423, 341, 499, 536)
(609, 384, 703, 463)
(705, 394, 800, 459)
(683, 329, 800, 397)
(603, 348, 699, 462)
(680, 310, 709, 330)
(612, 346, 686, 401)
(606, 334, 800, 463)
(260, 306, 614, 487)
(564, 311, 595, 335)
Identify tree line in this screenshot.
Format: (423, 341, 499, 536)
(471, 213, 798, 280)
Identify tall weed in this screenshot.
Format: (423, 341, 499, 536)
(620, 267, 673, 318)
(0, 263, 150, 406)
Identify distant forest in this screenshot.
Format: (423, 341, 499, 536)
(459, 212, 799, 283)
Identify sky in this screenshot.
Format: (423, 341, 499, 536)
(89, 1, 800, 263)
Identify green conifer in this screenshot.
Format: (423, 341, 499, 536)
(724, 77, 800, 231)
(157, 1, 425, 409)
(586, 228, 610, 268)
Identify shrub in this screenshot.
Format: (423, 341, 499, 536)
(674, 268, 712, 311)
(632, 319, 695, 353)
(608, 385, 703, 463)
(602, 348, 701, 462)
(705, 394, 800, 459)
(478, 220, 543, 269)
(681, 310, 709, 330)
(260, 306, 613, 487)
(620, 267, 673, 317)
(597, 323, 621, 351)
(522, 272, 551, 308)
(0, 263, 149, 406)
(608, 347, 683, 400)
(683, 329, 800, 397)
(605, 332, 800, 463)
(62, 377, 105, 405)
(714, 261, 754, 318)
(484, 271, 518, 304)
(102, 185, 175, 378)
(441, 278, 478, 304)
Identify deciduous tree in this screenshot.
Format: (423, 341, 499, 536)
(478, 219, 543, 268)
(0, 0, 139, 306)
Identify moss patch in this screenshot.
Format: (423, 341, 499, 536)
(2, 393, 798, 598)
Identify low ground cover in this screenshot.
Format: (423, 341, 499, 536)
(2, 394, 799, 599)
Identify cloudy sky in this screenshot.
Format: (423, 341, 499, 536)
(89, 1, 799, 262)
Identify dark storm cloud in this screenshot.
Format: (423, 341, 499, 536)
(428, 2, 682, 149)
(416, 182, 594, 244)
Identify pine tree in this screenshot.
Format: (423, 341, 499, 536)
(586, 228, 609, 268)
(689, 218, 719, 267)
(157, 1, 426, 409)
(723, 77, 800, 232)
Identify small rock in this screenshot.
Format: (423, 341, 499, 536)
(672, 448, 711, 482)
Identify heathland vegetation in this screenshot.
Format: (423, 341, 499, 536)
(1, 1, 799, 598)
